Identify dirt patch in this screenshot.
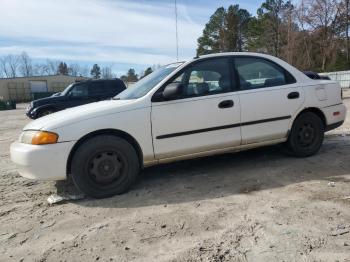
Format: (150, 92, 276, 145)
(1, 101, 350, 261)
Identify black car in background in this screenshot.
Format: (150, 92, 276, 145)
(26, 79, 126, 119)
(303, 71, 331, 80)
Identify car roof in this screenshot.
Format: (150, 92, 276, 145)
(183, 52, 312, 83)
(194, 52, 278, 59)
(87, 78, 122, 81)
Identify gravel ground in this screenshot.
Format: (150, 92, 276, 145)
(0, 100, 350, 262)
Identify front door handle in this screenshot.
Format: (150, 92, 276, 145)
(218, 100, 234, 109)
(288, 92, 300, 99)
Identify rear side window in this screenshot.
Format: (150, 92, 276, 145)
(89, 81, 105, 96)
(234, 57, 295, 90)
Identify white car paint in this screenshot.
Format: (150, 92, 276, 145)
(10, 52, 347, 181)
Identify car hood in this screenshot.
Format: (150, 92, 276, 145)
(32, 95, 66, 106)
(24, 99, 140, 131)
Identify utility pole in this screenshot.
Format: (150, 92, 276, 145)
(175, 0, 179, 61)
(346, 0, 350, 68)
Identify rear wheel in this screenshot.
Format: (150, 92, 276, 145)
(287, 112, 324, 157)
(71, 135, 140, 198)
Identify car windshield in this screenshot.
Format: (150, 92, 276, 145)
(115, 62, 183, 100)
(61, 84, 74, 96)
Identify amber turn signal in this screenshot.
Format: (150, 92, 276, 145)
(31, 131, 59, 145)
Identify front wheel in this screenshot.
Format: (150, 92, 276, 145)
(71, 135, 140, 198)
(286, 112, 324, 157)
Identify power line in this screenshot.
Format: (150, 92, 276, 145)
(175, 0, 179, 61)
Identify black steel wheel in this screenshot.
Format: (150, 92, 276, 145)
(87, 150, 127, 185)
(287, 112, 324, 157)
(71, 135, 140, 198)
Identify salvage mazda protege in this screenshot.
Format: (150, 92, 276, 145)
(10, 53, 347, 198)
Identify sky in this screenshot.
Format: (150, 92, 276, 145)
(0, 0, 261, 76)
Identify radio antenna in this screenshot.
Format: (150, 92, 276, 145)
(175, 0, 179, 61)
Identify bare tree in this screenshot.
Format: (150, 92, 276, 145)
(68, 63, 80, 76)
(101, 65, 114, 79)
(344, 0, 350, 66)
(303, 0, 342, 71)
(295, 0, 313, 69)
(45, 59, 60, 75)
(33, 63, 50, 76)
(19, 51, 33, 77)
(0, 56, 10, 78)
(0, 55, 20, 78)
(8, 55, 20, 77)
(80, 66, 89, 77)
(282, 3, 297, 64)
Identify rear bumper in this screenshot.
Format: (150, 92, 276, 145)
(325, 120, 344, 132)
(321, 103, 347, 131)
(10, 141, 75, 180)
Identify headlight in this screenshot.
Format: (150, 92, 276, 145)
(20, 131, 59, 145)
(26, 102, 33, 112)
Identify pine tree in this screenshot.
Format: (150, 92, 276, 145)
(90, 64, 101, 79)
(58, 62, 68, 75)
(196, 5, 251, 55)
(126, 68, 138, 82)
(143, 67, 153, 77)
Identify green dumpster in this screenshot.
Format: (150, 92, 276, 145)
(0, 100, 16, 111)
(0, 101, 6, 110)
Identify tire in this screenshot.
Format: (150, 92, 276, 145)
(71, 135, 140, 198)
(287, 112, 324, 157)
(37, 108, 55, 118)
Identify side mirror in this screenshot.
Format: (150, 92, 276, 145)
(162, 83, 183, 100)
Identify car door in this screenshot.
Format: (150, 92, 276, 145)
(65, 82, 93, 109)
(151, 57, 241, 160)
(234, 56, 304, 145)
(88, 81, 108, 102)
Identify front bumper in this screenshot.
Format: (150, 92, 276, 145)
(26, 108, 37, 119)
(10, 141, 75, 180)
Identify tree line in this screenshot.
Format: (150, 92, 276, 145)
(2, 0, 347, 79)
(197, 0, 349, 72)
(0, 51, 155, 82)
(90, 64, 154, 82)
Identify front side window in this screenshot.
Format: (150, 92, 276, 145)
(235, 57, 294, 90)
(168, 58, 233, 98)
(69, 83, 89, 97)
(116, 62, 183, 100)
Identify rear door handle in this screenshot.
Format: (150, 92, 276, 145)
(288, 92, 300, 99)
(218, 100, 234, 109)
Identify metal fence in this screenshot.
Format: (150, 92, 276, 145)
(8, 83, 32, 102)
(50, 82, 71, 92)
(319, 70, 350, 89)
(7, 81, 72, 102)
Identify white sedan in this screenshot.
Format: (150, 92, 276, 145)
(10, 53, 347, 198)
